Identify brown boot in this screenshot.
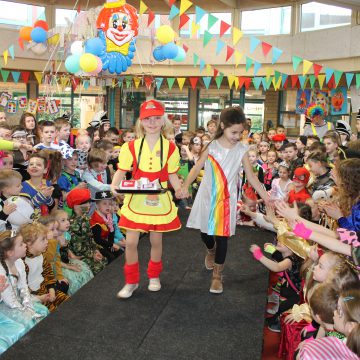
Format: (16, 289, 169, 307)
(210, 263, 224, 294)
(205, 245, 216, 270)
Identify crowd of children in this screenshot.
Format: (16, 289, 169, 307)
(0, 101, 359, 358)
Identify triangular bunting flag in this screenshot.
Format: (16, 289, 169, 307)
(291, 75, 299, 88)
(272, 47, 283, 64)
(83, 80, 90, 90)
(244, 77, 252, 90)
(274, 70, 281, 83)
(34, 71, 43, 84)
(253, 77, 263, 90)
(254, 61, 262, 76)
(139, 0, 148, 15)
(273, 76, 282, 91)
(190, 21, 200, 37)
(234, 77, 239, 90)
(133, 77, 141, 88)
(298, 75, 307, 89)
(334, 70, 343, 87)
(195, 6, 206, 23)
(215, 73, 224, 89)
(179, 14, 190, 29)
(213, 68, 219, 78)
(0, 70, 9, 82)
(325, 68, 334, 83)
(303, 60, 313, 76)
(234, 51, 242, 67)
(250, 36, 261, 54)
(167, 77, 175, 90)
(155, 77, 164, 89)
(203, 30, 213, 47)
(207, 13, 218, 30)
(313, 63, 322, 77)
(281, 73, 288, 88)
(227, 75, 235, 89)
(189, 77, 199, 89)
(8, 45, 15, 60)
(168, 0, 176, 7)
(147, 9, 155, 26)
(262, 77, 272, 90)
(169, 5, 180, 20)
(346, 73, 354, 88)
(21, 71, 30, 83)
(37, 11, 46, 21)
(118, 76, 124, 87)
(182, 44, 188, 53)
(327, 75, 335, 89)
(232, 27, 243, 46)
(177, 77, 186, 91)
(266, 67, 273, 81)
(219, 20, 231, 37)
(179, 0, 192, 16)
(199, 59, 205, 72)
(292, 56, 302, 72)
(3, 50, 8, 65)
(60, 76, 70, 89)
(318, 74, 326, 89)
(193, 53, 199, 66)
(72, 77, 80, 92)
(202, 76, 211, 89)
(245, 57, 253, 72)
(238, 77, 246, 89)
(216, 39, 225, 55)
(309, 74, 316, 89)
(206, 64, 212, 74)
(261, 42, 272, 57)
(225, 46, 234, 62)
(356, 74, 360, 89)
(18, 37, 24, 50)
(144, 76, 152, 90)
(11, 71, 20, 83)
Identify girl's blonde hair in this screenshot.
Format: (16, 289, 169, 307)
(19, 223, 47, 245)
(134, 115, 173, 139)
(323, 130, 341, 147)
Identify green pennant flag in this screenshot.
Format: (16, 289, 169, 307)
(167, 77, 175, 90)
(292, 55, 302, 72)
(125, 75, 132, 88)
(245, 57, 253, 72)
(334, 70, 343, 87)
(309, 74, 316, 89)
(215, 73, 224, 89)
(274, 70, 281, 83)
(193, 53, 199, 67)
(203, 30, 213, 47)
(356, 74, 360, 89)
(0, 69, 10, 82)
(207, 13, 218, 30)
(252, 77, 263, 90)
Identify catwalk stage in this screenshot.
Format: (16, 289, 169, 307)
(2, 210, 273, 360)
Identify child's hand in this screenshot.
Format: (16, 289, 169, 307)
(112, 244, 120, 251)
(249, 244, 260, 254)
(181, 186, 189, 199)
(309, 245, 319, 262)
(284, 313, 296, 324)
(119, 239, 126, 248)
(0, 275, 8, 293)
(175, 188, 185, 199)
(322, 202, 343, 220)
(17, 143, 33, 151)
(39, 185, 54, 198)
(3, 202, 16, 215)
(70, 264, 81, 272)
(93, 250, 103, 261)
(38, 294, 51, 303)
(48, 289, 56, 302)
(76, 182, 87, 189)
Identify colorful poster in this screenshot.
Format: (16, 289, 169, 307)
(37, 97, 46, 113)
(0, 92, 12, 108)
(47, 99, 60, 114)
(7, 100, 17, 113)
(330, 87, 348, 115)
(18, 96, 27, 109)
(296, 89, 311, 114)
(311, 89, 330, 114)
(27, 99, 38, 114)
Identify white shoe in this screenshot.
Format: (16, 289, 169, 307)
(268, 292, 280, 304)
(117, 284, 139, 299)
(148, 278, 161, 292)
(267, 303, 279, 315)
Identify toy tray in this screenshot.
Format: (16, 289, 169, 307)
(116, 188, 167, 194)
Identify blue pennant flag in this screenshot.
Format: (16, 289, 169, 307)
(83, 80, 90, 90)
(195, 6, 207, 23)
(252, 77, 263, 90)
(199, 59, 206, 72)
(281, 73, 288, 87)
(202, 77, 211, 89)
(298, 75, 307, 89)
(250, 36, 261, 54)
(169, 5, 179, 20)
(272, 47, 283, 64)
(253, 61, 262, 76)
(346, 73, 354, 88)
(216, 39, 225, 55)
(11, 71, 20, 83)
(155, 77, 164, 89)
(325, 68, 334, 83)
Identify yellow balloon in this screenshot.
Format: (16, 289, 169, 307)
(156, 25, 175, 44)
(47, 34, 60, 46)
(79, 53, 98, 73)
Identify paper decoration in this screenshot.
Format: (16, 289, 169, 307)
(27, 99, 37, 114)
(274, 70, 281, 83)
(245, 57, 253, 72)
(265, 67, 273, 81)
(213, 68, 218, 77)
(291, 75, 299, 88)
(272, 47, 283, 64)
(227, 75, 235, 89)
(273, 77, 282, 91)
(190, 21, 200, 37)
(295, 90, 311, 114)
(18, 38, 24, 50)
(207, 14, 218, 30)
(202, 76, 211, 89)
(155, 77, 163, 89)
(298, 75, 307, 89)
(203, 30, 213, 47)
(225, 46, 234, 62)
(281, 74, 288, 88)
(6, 100, 17, 113)
(346, 73, 354, 88)
(334, 70, 343, 87)
(253, 77, 262, 90)
(292, 56, 302, 72)
(168, 0, 176, 7)
(1, 70, 9, 82)
(216, 39, 225, 55)
(195, 6, 206, 23)
(47, 99, 60, 114)
(206, 64, 212, 75)
(232, 27, 243, 46)
(189, 77, 199, 89)
(311, 90, 329, 113)
(261, 42, 272, 57)
(18, 96, 27, 109)
(167, 77, 175, 89)
(83, 80, 90, 90)
(313, 64, 322, 77)
(144, 76, 152, 90)
(34, 72, 43, 84)
(11, 71, 20, 83)
(325, 68, 334, 83)
(219, 21, 230, 37)
(3, 50, 8, 65)
(169, 5, 179, 20)
(234, 77, 239, 90)
(139, 0, 148, 15)
(182, 44, 188, 53)
(262, 77, 272, 90)
(179, 0, 192, 15)
(147, 9, 155, 26)
(199, 59, 205, 72)
(133, 77, 141, 88)
(330, 87, 347, 114)
(234, 51, 242, 67)
(250, 36, 261, 54)
(0, 92, 11, 108)
(8, 45, 15, 60)
(317, 74, 326, 89)
(177, 77, 186, 91)
(215, 74, 224, 89)
(254, 61, 262, 76)
(37, 97, 46, 113)
(179, 14, 190, 29)
(21, 71, 30, 83)
(309, 75, 316, 89)
(303, 60, 313, 75)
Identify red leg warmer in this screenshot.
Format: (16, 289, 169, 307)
(124, 262, 140, 284)
(147, 260, 163, 279)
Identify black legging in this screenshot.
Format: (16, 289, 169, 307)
(200, 232, 228, 265)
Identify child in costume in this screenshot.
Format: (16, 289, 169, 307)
(111, 99, 181, 299)
(288, 167, 311, 205)
(183, 106, 269, 294)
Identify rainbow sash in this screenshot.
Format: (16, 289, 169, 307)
(207, 154, 230, 236)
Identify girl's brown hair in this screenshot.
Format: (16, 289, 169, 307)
(213, 106, 246, 140)
(19, 112, 39, 144)
(306, 151, 329, 168)
(0, 230, 20, 277)
(29, 150, 63, 182)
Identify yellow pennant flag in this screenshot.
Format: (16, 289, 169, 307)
(3, 50, 8, 65)
(227, 75, 235, 89)
(272, 76, 282, 90)
(234, 76, 239, 90)
(235, 51, 242, 68)
(139, 0, 148, 15)
(180, 0, 192, 15)
(232, 27, 243, 46)
(206, 64, 212, 75)
(177, 77, 186, 91)
(34, 71, 43, 84)
(191, 21, 200, 38)
(266, 67, 273, 81)
(133, 77, 141, 89)
(303, 60, 313, 76)
(60, 76, 69, 89)
(318, 74, 326, 89)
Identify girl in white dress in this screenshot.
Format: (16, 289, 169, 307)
(182, 107, 269, 294)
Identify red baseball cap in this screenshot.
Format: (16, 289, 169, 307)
(139, 100, 165, 120)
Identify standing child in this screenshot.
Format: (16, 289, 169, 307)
(111, 99, 181, 299)
(33, 121, 60, 152)
(183, 107, 269, 294)
(288, 167, 311, 205)
(206, 119, 217, 139)
(258, 140, 270, 165)
(270, 162, 293, 202)
(323, 130, 346, 164)
(262, 149, 278, 191)
(19, 112, 39, 145)
(75, 134, 92, 173)
(54, 117, 73, 159)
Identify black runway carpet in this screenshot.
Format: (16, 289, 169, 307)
(2, 210, 273, 360)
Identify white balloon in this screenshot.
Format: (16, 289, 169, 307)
(31, 42, 47, 55)
(71, 40, 84, 55)
(7, 196, 34, 227)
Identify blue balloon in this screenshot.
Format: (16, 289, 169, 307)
(85, 38, 103, 56)
(31, 27, 47, 43)
(162, 42, 178, 60)
(153, 46, 165, 62)
(65, 54, 81, 74)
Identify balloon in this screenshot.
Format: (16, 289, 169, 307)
(162, 42, 178, 59)
(30, 42, 47, 55)
(173, 47, 186, 62)
(153, 46, 165, 62)
(30, 27, 47, 43)
(19, 26, 33, 41)
(94, 57, 103, 73)
(85, 38, 103, 56)
(65, 54, 81, 73)
(47, 34, 60, 46)
(79, 53, 98, 73)
(7, 196, 34, 228)
(34, 20, 49, 31)
(156, 25, 175, 45)
(71, 41, 84, 55)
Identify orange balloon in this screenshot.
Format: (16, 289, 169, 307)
(19, 26, 33, 41)
(34, 20, 49, 31)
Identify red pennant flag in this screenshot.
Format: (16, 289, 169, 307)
(179, 14, 190, 29)
(21, 71, 30, 83)
(144, 76, 152, 90)
(77, 4, 81, 13)
(313, 63, 323, 78)
(261, 42, 272, 57)
(182, 44, 189, 53)
(189, 77, 199, 90)
(219, 20, 231, 37)
(168, 0, 176, 6)
(18, 37, 24, 50)
(72, 77, 80, 92)
(291, 75, 299, 88)
(327, 74, 335, 89)
(244, 77, 252, 90)
(147, 9, 155, 26)
(283, 77, 289, 89)
(225, 46, 234, 62)
(238, 77, 246, 89)
(213, 68, 219, 78)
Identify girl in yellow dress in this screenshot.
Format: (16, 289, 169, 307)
(111, 100, 182, 299)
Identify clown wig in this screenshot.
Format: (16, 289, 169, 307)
(306, 103, 327, 119)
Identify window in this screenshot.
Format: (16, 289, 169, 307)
(0, 1, 44, 27)
(301, 2, 351, 32)
(241, 6, 291, 35)
(56, 9, 78, 27)
(138, 14, 170, 36)
(279, 90, 301, 136)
